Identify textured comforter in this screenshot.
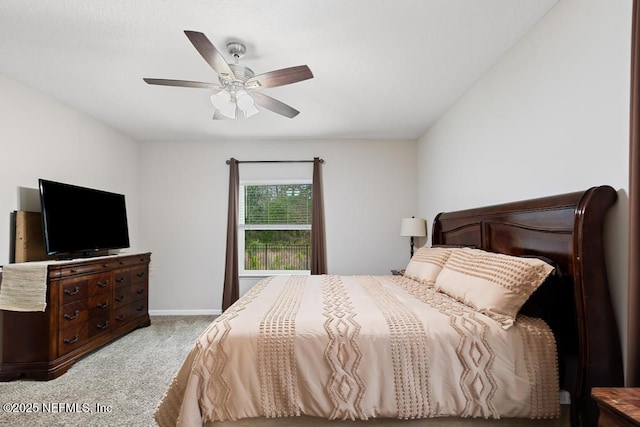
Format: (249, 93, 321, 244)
(155, 275, 559, 426)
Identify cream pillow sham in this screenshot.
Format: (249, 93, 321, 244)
(403, 247, 453, 286)
(434, 247, 555, 329)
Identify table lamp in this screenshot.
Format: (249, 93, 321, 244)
(400, 217, 427, 258)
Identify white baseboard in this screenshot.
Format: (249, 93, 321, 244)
(149, 309, 222, 316)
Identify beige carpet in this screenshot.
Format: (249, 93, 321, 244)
(0, 315, 214, 427)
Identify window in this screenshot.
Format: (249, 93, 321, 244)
(239, 181, 312, 275)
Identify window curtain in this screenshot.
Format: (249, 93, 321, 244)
(311, 157, 327, 274)
(628, 0, 640, 386)
(222, 158, 240, 311)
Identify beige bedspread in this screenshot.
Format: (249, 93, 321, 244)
(155, 275, 559, 426)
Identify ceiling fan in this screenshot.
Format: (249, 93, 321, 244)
(143, 30, 314, 120)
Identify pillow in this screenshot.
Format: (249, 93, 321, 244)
(434, 247, 555, 329)
(403, 246, 454, 286)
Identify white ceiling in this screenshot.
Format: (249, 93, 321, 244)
(0, 0, 558, 142)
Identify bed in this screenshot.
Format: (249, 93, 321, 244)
(155, 186, 623, 427)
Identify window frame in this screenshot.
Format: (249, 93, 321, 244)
(238, 179, 312, 277)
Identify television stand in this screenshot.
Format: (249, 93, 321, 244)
(0, 252, 151, 381)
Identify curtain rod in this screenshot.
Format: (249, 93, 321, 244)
(225, 158, 324, 164)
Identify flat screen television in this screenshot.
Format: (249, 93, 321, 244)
(39, 179, 130, 257)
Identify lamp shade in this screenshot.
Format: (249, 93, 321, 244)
(400, 217, 427, 237)
(210, 90, 236, 119)
(236, 90, 259, 118)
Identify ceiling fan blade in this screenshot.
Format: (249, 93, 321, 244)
(246, 65, 313, 89)
(252, 92, 300, 118)
(184, 30, 235, 81)
(143, 78, 219, 89)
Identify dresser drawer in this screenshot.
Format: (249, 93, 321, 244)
(130, 266, 148, 284)
(58, 278, 88, 304)
(58, 300, 88, 328)
(113, 270, 132, 289)
(112, 301, 147, 325)
(88, 315, 111, 337)
(88, 294, 111, 318)
(55, 261, 112, 278)
(58, 322, 88, 356)
(113, 284, 146, 309)
(115, 253, 151, 267)
(88, 273, 112, 296)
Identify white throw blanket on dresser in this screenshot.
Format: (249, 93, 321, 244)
(0, 261, 52, 311)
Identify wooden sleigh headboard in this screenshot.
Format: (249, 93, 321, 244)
(431, 186, 623, 427)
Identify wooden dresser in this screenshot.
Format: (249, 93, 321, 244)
(592, 388, 640, 426)
(0, 252, 151, 381)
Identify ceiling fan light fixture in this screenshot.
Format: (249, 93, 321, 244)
(210, 90, 236, 119)
(236, 90, 259, 118)
(210, 89, 259, 120)
(242, 104, 259, 119)
(210, 89, 230, 107)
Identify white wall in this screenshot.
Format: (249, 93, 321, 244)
(0, 74, 142, 265)
(0, 71, 418, 316)
(139, 139, 418, 313)
(417, 0, 632, 371)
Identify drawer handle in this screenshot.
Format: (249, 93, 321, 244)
(63, 310, 80, 320)
(115, 295, 125, 302)
(115, 314, 126, 321)
(63, 334, 79, 345)
(96, 320, 109, 330)
(136, 288, 144, 295)
(136, 305, 144, 312)
(64, 287, 80, 296)
(115, 276, 125, 283)
(96, 301, 109, 309)
(97, 280, 110, 288)
(136, 272, 145, 278)
(103, 263, 109, 268)
(70, 268, 78, 273)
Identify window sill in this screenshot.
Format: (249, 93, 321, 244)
(239, 271, 310, 279)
